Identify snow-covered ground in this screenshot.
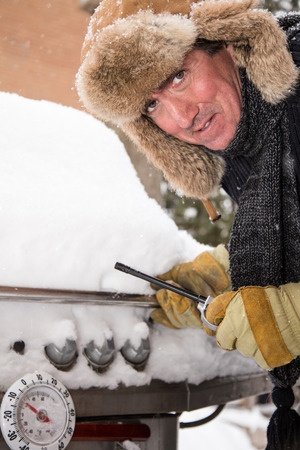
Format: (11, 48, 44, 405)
(179, 403, 269, 449)
(0, 92, 258, 393)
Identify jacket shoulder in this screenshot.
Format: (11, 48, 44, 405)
(289, 31, 300, 68)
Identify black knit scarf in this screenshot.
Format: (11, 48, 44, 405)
(224, 70, 300, 288)
(223, 71, 300, 449)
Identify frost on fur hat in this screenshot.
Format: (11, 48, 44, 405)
(76, 0, 298, 199)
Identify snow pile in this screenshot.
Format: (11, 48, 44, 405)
(0, 92, 201, 293)
(0, 92, 257, 390)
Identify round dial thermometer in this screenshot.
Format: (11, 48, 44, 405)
(0, 372, 76, 450)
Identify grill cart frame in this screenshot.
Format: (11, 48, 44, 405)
(0, 287, 273, 450)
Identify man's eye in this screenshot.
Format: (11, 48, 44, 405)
(145, 99, 158, 114)
(172, 70, 185, 84)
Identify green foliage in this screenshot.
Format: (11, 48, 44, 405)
(163, 184, 235, 247)
(264, 0, 298, 12)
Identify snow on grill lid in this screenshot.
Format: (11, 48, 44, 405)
(0, 92, 257, 391)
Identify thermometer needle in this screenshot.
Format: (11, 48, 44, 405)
(25, 403, 51, 423)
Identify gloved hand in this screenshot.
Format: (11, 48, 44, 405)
(151, 245, 230, 329)
(204, 283, 300, 370)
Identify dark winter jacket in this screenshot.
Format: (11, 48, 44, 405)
(222, 27, 300, 204)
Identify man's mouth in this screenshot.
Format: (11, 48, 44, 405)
(193, 115, 215, 133)
(201, 118, 212, 131)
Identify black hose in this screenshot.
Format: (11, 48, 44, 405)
(179, 404, 225, 428)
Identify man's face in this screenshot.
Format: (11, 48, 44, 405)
(145, 46, 242, 151)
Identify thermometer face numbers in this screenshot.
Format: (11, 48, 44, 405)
(16, 386, 67, 445)
(0, 372, 76, 450)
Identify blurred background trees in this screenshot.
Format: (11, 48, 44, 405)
(163, 186, 235, 247)
(265, 0, 298, 11)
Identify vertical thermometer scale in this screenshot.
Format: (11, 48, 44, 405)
(0, 372, 75, 450)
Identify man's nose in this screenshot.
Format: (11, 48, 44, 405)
(166, 98, 198, 129)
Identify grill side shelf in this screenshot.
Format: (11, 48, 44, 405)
(0, 286, 159, 308)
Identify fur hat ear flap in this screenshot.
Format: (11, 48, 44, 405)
(123, 116, 225, 199)
(191, 0, 299, 103)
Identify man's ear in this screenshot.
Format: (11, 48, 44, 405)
(224, 44, 240, 72)
(225, 44, 235, 60)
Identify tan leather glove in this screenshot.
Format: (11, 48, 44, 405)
(151, 288, 204, 329)
(204, 283, 300, 370)
(151, 245, 230, 328)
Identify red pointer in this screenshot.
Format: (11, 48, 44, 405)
(25, 403, 51, 423)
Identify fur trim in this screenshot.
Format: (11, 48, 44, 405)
(76, 0, 299, 199)
(123, 117, 225, 199)
(76, 11, 198, 124)
(191, 0, 299, 103)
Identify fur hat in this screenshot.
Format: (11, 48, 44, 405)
(76, 0, 298, 199)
